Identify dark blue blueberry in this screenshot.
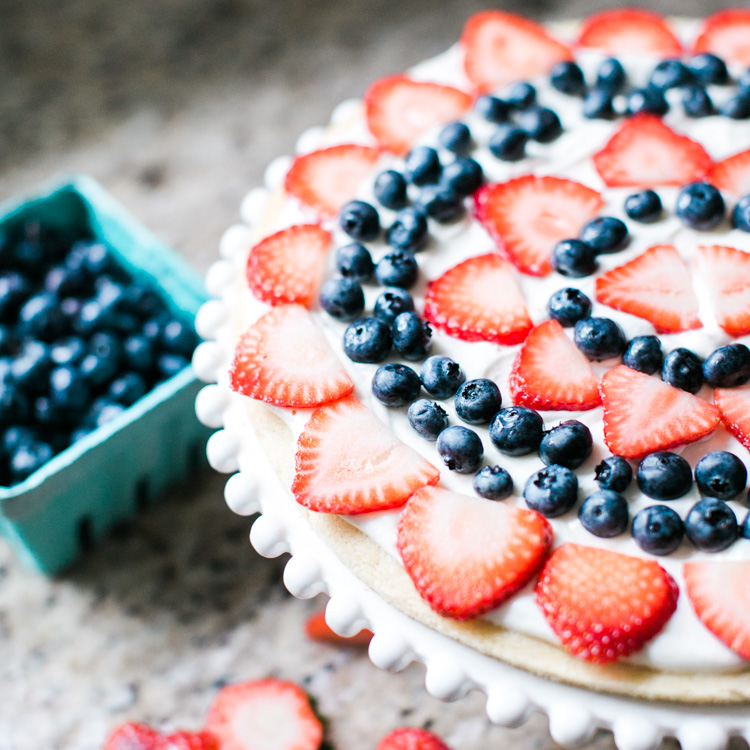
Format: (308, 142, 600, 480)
(732, 194, 750, 232)
(688, 53, 729, 85)
(10, 341, 50, 394)
(624, 189, 663, 223)
(596, 58, 626, 94)
(436, 425, 483, 474)
(370, 364, 420, 412)
(474, 95, 510, 123)
(335, 243, 374, 282)
(80, 332, 123, 388)
(739, 69, 750, 93)
(17, 293, 67, 342)
(489, 406, 544, 456)
(415, 186, 465, 223)
(695, 451, 747, 500)
(407, 399, 449, 441)
(579, 490, 629, 537)
(626, 87, 669, 116)
(441, 158, 484, 196)
(506, 82, 536, 110)
(386, 207, 429, 253)
(420, 355, 465, 399)
(50, 366, 91, 411)
(373, 170, 408, 210)
(623, 335, 663, 375)
(2, 426, 37, 456)
(404, 146, 442, 186)
(439, 122, 472, 155)
(0, 271, 31, 322)
(473, 465, 513, 501)
(720, 92, 750, 120)
(126, 285, 163, 319)
(339, 200, 380, 241)
(594, 455, 633, 492)
(579, 216, 628, 254)
(391, 312, 432, 361)
(161, 319, 198, 357)
(582, 88, 616, 120)
(33, 395, 67, 430)
(123, 334, 156, 373)
(488, 125, 528, 161)
(573, 317, 626, 361)
(685, 498, 738, 552)
(373, 288, 414, 325)
(375, 250, 419, 289)
(91, 398, 127, 428)
(637, 451, 692, 500)
(9, 440, 54, 484)
(550, 61, 586, 95)
(550, 239, 597, 278)
(109, 372, 147, 407)
(703, 344, 750, 387)
(743, 511, 750, 540)
(524, 465, 578, 518)
(78, 241, 120, 277)
(50, 336, 85, 367)
(319, 278, 365, 321)
(632, 505, 684, 555)
(662, 348, 703, 394)
(547, 288, 592, 327)
(74, 299, 109, 337)
(520, 107, 562, 143)
(682, 86, 714, 118)
(44, 264, 90, 298)
(539, 420, 593, 470)
(649, 59, 694, 91)
(156, 353, 188, 380)
(342, 317, 392, 363)
(0, 325, 11, 356)
(675, 183, 725, 230)
(0, 380, 29, 424)
(454, 378, 502, 425)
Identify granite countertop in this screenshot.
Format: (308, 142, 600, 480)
(0, 0, 736, 747)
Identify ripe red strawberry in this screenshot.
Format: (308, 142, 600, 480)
(229, 305, 354, 408)
(709, 149, 750, 198)
(509, 320, 600, 411)
(593, 115, 713, 188)
(595, 245, 702, 334)
(364, 75, 472, 156)
(600, 365, 720, 459)
(537, 543, 679, 663)
(397, 486, 552, 620)
(423, 253, 532, 345)
(714, 385, 750, 452)
(577, 9, 682, 55)
(461, 11, 572, 93)
(105, 723, 162, 750)
(305, 610, 373, 647)
(684, 560, 750, 660)
(293, 395, 440, 514)
(693, 245, 750, 337)
(284, 144, 380, 218)
(377, 728, 452, 750)
(206, 679, 323, 750)
(246, 224, 331, 308)
(161, 732, 219, 750)
(474, 176, 603, 277)
(693, 10, 750, 68)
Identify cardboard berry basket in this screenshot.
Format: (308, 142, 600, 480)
(0, 175, 211, 574)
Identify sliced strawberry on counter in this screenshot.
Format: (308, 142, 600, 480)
(284, 144, 381, 219)
(423, 253, 532, 345)
(684, 560, 750, 661)
(461, 11, 572, 93)
(474, 176, 603, 277)
(694, 245, 750, 337)
(293, 395, 439, 514)
(595, 245, 702, 334)
(592, 115, 713, 188)
(577, 9, 682, 55)
(397, 486, 553, 620)
(246, 224, 331, 308)
(537, 543, 678, 663)
(509, 319, 600, 411)
(305, 610, 373, 647)
(377, 728, 452, 750)
(693, 10, 750, 68)
(709, 149, 750, 198)
(229, 305, 354, 408)
(600, 365, 720, 459)
(105, 723, 163, 750)
(714, 385, 750, 452)
(206, 679, 323, 750)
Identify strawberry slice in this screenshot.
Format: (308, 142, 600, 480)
(714, 385, 750, 452)
(105, 724, 218, 750)
(577, 9, 682, 55)
(377, 728, 452, 750)
(595, 245, 702, 334)
(293, 395, 440, 514)
(537, 543, 678, 663)
(684, 560, 750, 660)
(600, 365, 720, 459)
(364, 75, 472, 156)
(284, 144, 380, 219)
(693, 10, 750, 68)
(593, 115, 713, 188)
(305, 610, 373, 647)
(161, 732, 220, 750)
(397, 486, 552, 620)
(229, 305, 354, 408)
(474, 176, 603, 277)
(246, 224, 331, 308)
(694, 245, 750, 337)
(461, 11, 572, 93)
(423, 253, 532, 345)
(206, 679, 323, 750)
(709, 149, 750, 198)
(509, 320, 600, 411)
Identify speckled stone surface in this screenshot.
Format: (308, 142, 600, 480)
(0, 0, 736, 748)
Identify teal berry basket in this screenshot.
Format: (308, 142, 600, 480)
(0, 175, 212, 574)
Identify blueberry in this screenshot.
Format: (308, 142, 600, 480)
(520, 107, 562, 143)
(436, 425, 483, 474)
(720, 92, 750, 120)
(109, 372, 147, 407)
(594, 455, 633, 492)
(375, 250, 419, 289)
(50, 366, 91, 411)
(2, 426, 38, 456)
(156, 353, 189, 380)
(0, 325, 11, 356)
(17, 293, 67, 342)
(579, 217, 628, 254)
(441, 157, 483, 197)
(386, 207, 429, 253)
(596, 58, 626, 94)
(573, 317, 626, 361)
(404, 146, 441, 186)
(74, 299, 108, 337)
(0, 271, 31, 322)
(582, 88, 616, 120)
(685, 498, 738, 552)
(579, 490, 629, 537)
(339, 200, 380, 241)
(675, 183, 725, 230)
(632, 505, 684, 555)
(371, 363, 422, 407)
(649, 59, 694, 91)
(539, 420, 593, 470)
(127, 285, 163, 319)
(123, 334, 156, 372)
(506, 82, 536, 110)
(547, 288, 592, 327)
(682, 86, 714, 118)
(80, 332, 122, 387)
(91, 398, 127, 428)
(688, 53, 729, 85)
(550, 239, 597, 277)
(524, 465, 578, 517)
(44, 264, 89, 298)
(550, 61, 586, 95)
(474, 95, 510, 123)
(319, 277, 365, 321)
(420, 355, 465, 399)
(662, 347, 703, 393)
(335, 243, 374, 282)
(626, 87, 669, 116)
(743, 511, 750, 540)
(415, 186, 465, 223)
(9, 440, 54, 484)
(343, 318, 392, 363)
(739, 69, 750, 93)
(703, 344, 750, 387)
(438, 122, 472, 155)
(489, 406, 544, 456)
(10, 341, 50, 394)
(33, 395, 67, 430)
(50, 336, 85, 367)
(391, 312, 432, 361)
(407, 399, 449, 440)
(624, 189, 663, 223)
(473, 466, 513, 501)
(637, 451, 692, 500)
(695, 451, 747, 500)
(623, 335, 663, 375)
(732, 194, 750, 232)
(373, 288, 414, 325)
(161, 319, 198, 357)
(0, 380, 29, 424)
(454, 378, 502, 425)
(488, 125, 528, 161)
(373, 170, 408, 210)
